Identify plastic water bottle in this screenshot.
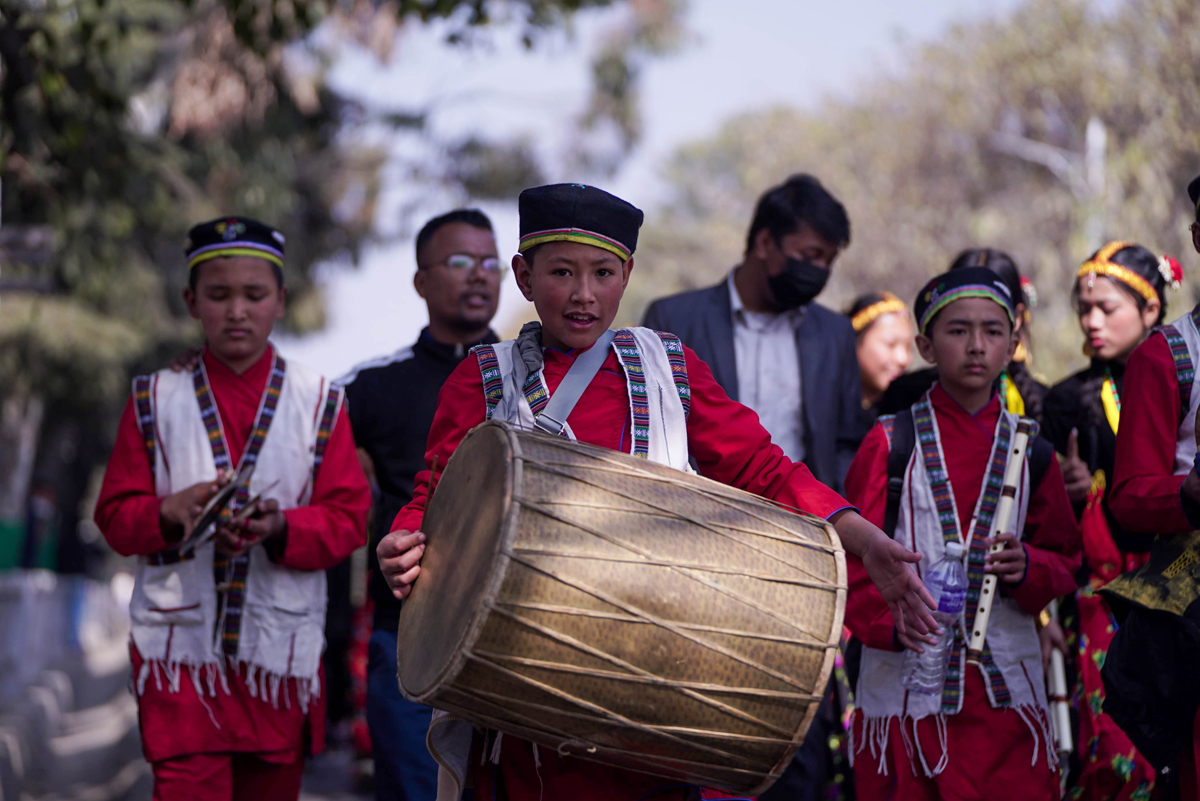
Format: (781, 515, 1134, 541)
(903, 540, 967, 695)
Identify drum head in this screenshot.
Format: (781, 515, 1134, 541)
(398, 422, 516, 699)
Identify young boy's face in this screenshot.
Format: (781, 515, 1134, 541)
(184, 256, 286, 365)
(915, 297, 1015, 395)
(513, 241, 633, 351)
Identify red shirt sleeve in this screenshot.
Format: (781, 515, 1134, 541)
(684, 347, 850, 519)
(392, 356, 487, 534)
(278, 405, 371, 571)
(1109, 334, 1192, 533)
(841, 423, 898, 651)
(94, 396, 173, 557)
(1005, 454, 1082, 615)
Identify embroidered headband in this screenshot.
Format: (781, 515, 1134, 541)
(185, 216, 286, 271)
(914, 266, 1015, 336)
(1076, 240, 1167, 305)
(851, 294, 909, 333)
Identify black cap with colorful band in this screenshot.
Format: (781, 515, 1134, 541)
(184, 216, 285, 270)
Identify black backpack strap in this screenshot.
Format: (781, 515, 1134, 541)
(884, 409, 915, 539)
(1027, 426, 1053, 493)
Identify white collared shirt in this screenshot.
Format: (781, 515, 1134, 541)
(728, 269, 806, 462)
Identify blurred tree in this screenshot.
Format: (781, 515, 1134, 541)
(627, 0, 1200, 391)
(0, 0, 682, 569)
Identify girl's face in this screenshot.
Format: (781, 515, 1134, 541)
(1076, 276, 1160, 363)
(856, 312, 913, 401)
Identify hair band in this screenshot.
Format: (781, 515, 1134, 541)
(1077, 241, 1158, 305)
(851, 296, 909, 333)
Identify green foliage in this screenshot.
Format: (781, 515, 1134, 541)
(630, 0, 1200, 384)
(0, 0, 678, 527)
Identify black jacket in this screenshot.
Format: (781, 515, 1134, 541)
(341, 327, 498, 633)
(1043, 360, 1153, 556)
(642, 278, 862, 492)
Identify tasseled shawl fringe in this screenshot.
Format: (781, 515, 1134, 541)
(852, 706, 1056, 779)
(135, 656, 320, 729)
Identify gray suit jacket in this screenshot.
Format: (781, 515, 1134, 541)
(643, 278, 862, 492)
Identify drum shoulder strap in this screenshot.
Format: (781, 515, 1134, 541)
(534, 329, 617, 436)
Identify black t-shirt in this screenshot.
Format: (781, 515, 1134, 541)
(341, 327, 498, 633)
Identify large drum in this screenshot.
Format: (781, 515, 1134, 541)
(397, 421, 846, 795)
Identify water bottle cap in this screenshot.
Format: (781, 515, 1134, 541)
(944, 541, 965, 558)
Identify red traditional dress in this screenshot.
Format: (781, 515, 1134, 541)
(843, 384, 1080, 801)
(1109, 324, 1200, 801)
(95, 346, 370, 800)
(392, 333, 851, 801)
(1044, 360, 1157, 800)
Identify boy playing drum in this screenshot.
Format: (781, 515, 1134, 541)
(378, 184, 937, 800)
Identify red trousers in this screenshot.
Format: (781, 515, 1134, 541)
(852, 669, 1061, 801)
(151, 751, 304, 801)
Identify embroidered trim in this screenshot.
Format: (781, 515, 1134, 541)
(521, 370, 551, 418)
(654, 331, 691, 418)
(312, 385, 340, 481)
(195, 363, 231, 471)
(942, 638, 964, 713)
(963, 414, 1012, 628)
(134, 375, 157, 468)
(1159, 324, 1193, 419)
(911, 392, 1015, 712)
(980, 643, 1013, 706)
(911, 396, 958, 548)
(475, 345, 504, 419)
(878, 413, 896, 447)
(200, 351, 287, 657)
(613, 331, 650, 458)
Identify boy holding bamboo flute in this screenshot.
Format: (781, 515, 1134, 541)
(842, 266, 1081, 800)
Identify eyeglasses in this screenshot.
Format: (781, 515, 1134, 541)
(426, 253, 504, 274)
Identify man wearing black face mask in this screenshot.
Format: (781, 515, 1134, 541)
(644, 174, 859, 800)
(643, 173, 860, 492)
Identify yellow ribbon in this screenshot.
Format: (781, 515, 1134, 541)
(1003, 372, 1025, 416)
(1101, 375, 1120, 434)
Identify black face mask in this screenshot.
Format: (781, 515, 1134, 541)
(767, 257, 829, 310)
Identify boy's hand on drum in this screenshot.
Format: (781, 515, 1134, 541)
(830, 510, 938, 636)
(378, 529, 426, 600)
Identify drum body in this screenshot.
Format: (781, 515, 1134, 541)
(397, 421, 846, 795)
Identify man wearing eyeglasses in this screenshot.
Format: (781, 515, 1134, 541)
(339, 209, 502, 801)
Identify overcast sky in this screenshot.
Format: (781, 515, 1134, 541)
(279, 0, 1026, 378)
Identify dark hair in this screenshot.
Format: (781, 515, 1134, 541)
(745, 174, 850, 254)
(188, 259, 284, 292)
(949, 248, 1042, 422)
(415, 208, 494, 266)
(1072, 243, 1168, 326)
